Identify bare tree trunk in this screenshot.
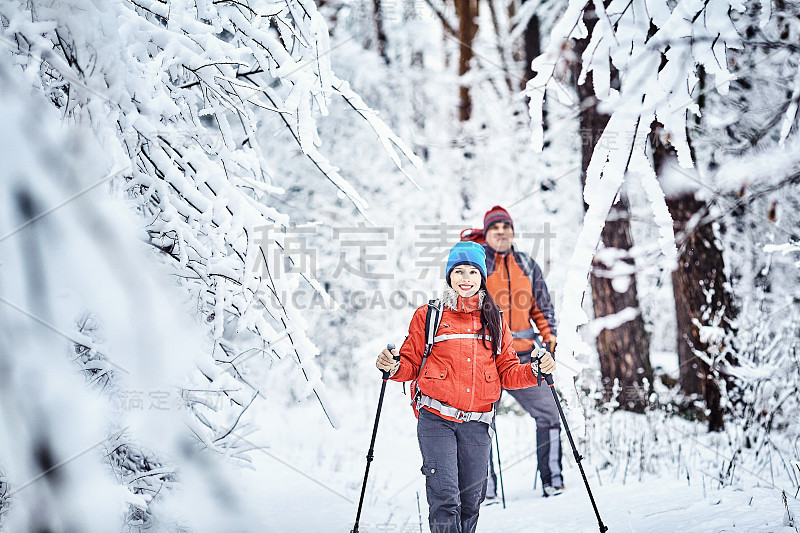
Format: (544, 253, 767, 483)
(522, 10, 540, 86)
(455, 0, 479, 121)
(650, 124, 737, 431)
(373, 0, 389, 64)
(574, 5, 653, 411)
(521, 3, 543, 129)
(487, 0, 514, 93)
(589, 200, 655, 411)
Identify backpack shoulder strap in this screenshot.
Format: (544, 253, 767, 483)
(497, 309, 503, 356)
(423, 299, 443, 359)
(413, 299, 443, 390)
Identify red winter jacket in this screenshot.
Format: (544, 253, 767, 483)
(392, 291, 540, 421)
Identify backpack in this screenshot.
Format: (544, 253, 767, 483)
(460, 228, 485, 244)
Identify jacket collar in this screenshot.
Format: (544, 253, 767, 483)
(484, 243, 515, 257)
(442, 284, 484, 312)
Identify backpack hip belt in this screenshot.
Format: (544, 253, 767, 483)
(415, 391, 495, 424)
(511, 327, 537, 340)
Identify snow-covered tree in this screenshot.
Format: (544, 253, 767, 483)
(526, 0, 800, 433)
(525, 0, 731, 408)
(0, 0, 419, 528)
(568, 4, 654, 412)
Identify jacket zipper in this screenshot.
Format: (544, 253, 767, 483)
(469, 312, 478, 411)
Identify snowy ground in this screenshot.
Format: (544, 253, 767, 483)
(237, 374, 798, 533)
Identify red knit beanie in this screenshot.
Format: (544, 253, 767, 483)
(483, 205, 514, 234)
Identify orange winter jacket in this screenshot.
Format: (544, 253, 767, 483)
(484, 246, 556, 353)
(392, 292, 540, 421)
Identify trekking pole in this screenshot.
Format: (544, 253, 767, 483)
(352, 343, 400, 533)
(493, 428, 507, 508)
(535, 340, 608, 533)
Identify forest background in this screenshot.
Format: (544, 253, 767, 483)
(0, 0, 799, 530)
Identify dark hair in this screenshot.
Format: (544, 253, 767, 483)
(478, 280, 503, 355)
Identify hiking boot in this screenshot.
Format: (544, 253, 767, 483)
(542, 484, 564, 497)
(482, 495, 499, 506)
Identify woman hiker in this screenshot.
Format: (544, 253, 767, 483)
(376, 241, 556, 533)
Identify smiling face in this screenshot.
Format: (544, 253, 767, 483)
(485, 222, 514, 253)
(449, 265, 482, 297)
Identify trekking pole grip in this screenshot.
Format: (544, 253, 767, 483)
(535, 349, 555, 386)
(382, 343, 398, 380)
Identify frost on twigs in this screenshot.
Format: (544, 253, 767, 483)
(0, 0, 420, 431)
(764, 242, 800, 267)
(0, 0, 419, 528)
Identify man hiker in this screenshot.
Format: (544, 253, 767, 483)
(481, 205, 564, 498)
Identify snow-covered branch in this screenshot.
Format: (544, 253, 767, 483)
(0, 0, 422, 527)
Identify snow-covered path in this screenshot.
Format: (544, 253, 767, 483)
(239, 377, 796, 532)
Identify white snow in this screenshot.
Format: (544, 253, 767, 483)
(239, 385, 798, 532)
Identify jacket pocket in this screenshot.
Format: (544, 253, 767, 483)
(422, 366, 448, 380)
(481, 368, 501, 403)
(420, 364, 451, 406)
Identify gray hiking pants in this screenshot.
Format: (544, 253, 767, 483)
(487, 351, 562, 495)
(417, 407, 491, 533)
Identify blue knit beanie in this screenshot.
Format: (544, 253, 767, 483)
(446, 241, 487, 281)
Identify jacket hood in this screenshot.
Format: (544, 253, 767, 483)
(441, 283, 485, 311)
